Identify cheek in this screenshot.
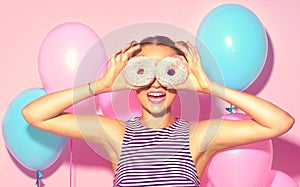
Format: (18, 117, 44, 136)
(167, 91, 177, 104)
(136, 90, 147, 103)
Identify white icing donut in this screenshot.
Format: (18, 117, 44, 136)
(123, 56, 156, 86)
(156, 57, 188, 87)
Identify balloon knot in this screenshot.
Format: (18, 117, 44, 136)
(226, 104, 237, 113)
(35, 170, 43, 187)
(37, 170, 43, 179)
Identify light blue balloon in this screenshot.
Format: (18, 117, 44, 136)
(197, 4, 268, 90)
(2, 88, 67, 171)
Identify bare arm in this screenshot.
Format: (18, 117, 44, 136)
(200, 81, 294, 151)
(22, 82, 120, 142)
(176, 41, 294, 153)
(22, 42, 141, 144)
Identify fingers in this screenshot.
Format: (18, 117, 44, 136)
(106, 41, 142, 91)
(175, 41, 201, 66)
(186, 41, 201, 66)
(175, 41, 193, 63)
(185, 42, 209, 89)
(176, 41, 209, 90)
(122, 42, 141, 61)
(112, 41, 141, 65)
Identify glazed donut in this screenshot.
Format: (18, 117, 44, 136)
(123, 56, 156, 86)
(156, 57, 188, 87)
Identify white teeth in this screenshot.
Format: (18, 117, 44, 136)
(148, 92, 165, 97)
(147, 92, 166, 104)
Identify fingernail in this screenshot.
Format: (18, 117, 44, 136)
(132, 42, 139, 47)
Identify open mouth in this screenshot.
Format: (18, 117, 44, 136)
(147, 91, 166, 104)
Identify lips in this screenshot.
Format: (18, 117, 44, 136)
(147, 91, 166, 104)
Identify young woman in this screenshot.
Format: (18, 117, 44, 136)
(22, 36, 294, 186)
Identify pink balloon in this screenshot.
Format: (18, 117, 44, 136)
(205, 113, 273, 187)
(96, 89, 142, 120)
(264, 170, 298, 187)
(38, 22, 107, 113)
(222, 112, 251, 120)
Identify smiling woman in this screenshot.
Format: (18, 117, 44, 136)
(21, 35, 294, 186)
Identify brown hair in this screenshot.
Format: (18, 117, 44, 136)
(132, 35, 185, 57)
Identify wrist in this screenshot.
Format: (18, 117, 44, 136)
(199, 79, 215, 95)
(88, 80, 109, 96)
(88, 82, 96, 96)
(206, 81, 227, 97)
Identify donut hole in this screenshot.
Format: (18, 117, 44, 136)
(167, 68, 176, 76)
(137, 68, 145, 75)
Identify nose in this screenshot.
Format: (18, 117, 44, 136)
(151, 78, 162, 88)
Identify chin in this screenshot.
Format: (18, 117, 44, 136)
(148, 104, 169, 117)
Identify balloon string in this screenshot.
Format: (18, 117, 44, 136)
(34, 170, 43, 187)
(70, 138, 73, 187)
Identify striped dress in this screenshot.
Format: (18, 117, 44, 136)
(113, 117, 201, 187)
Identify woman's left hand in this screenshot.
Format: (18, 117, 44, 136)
(174, 41, 211, 94)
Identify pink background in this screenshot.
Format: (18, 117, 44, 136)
(1, 0, 299, 186)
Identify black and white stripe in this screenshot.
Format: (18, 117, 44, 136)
(113, 117, 201, 187)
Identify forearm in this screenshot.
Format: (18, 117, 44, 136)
(22, 79, 107, 124)
(208, 81, 294, 131)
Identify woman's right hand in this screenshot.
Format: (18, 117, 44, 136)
(98, 41, 142, 92)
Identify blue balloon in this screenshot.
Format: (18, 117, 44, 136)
(2, 88, 67, 171)
(197, 4, 268, 90)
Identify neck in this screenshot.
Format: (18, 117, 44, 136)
(140, 108, 176, 129)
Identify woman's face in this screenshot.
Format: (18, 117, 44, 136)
(135, 44, 179, 116)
